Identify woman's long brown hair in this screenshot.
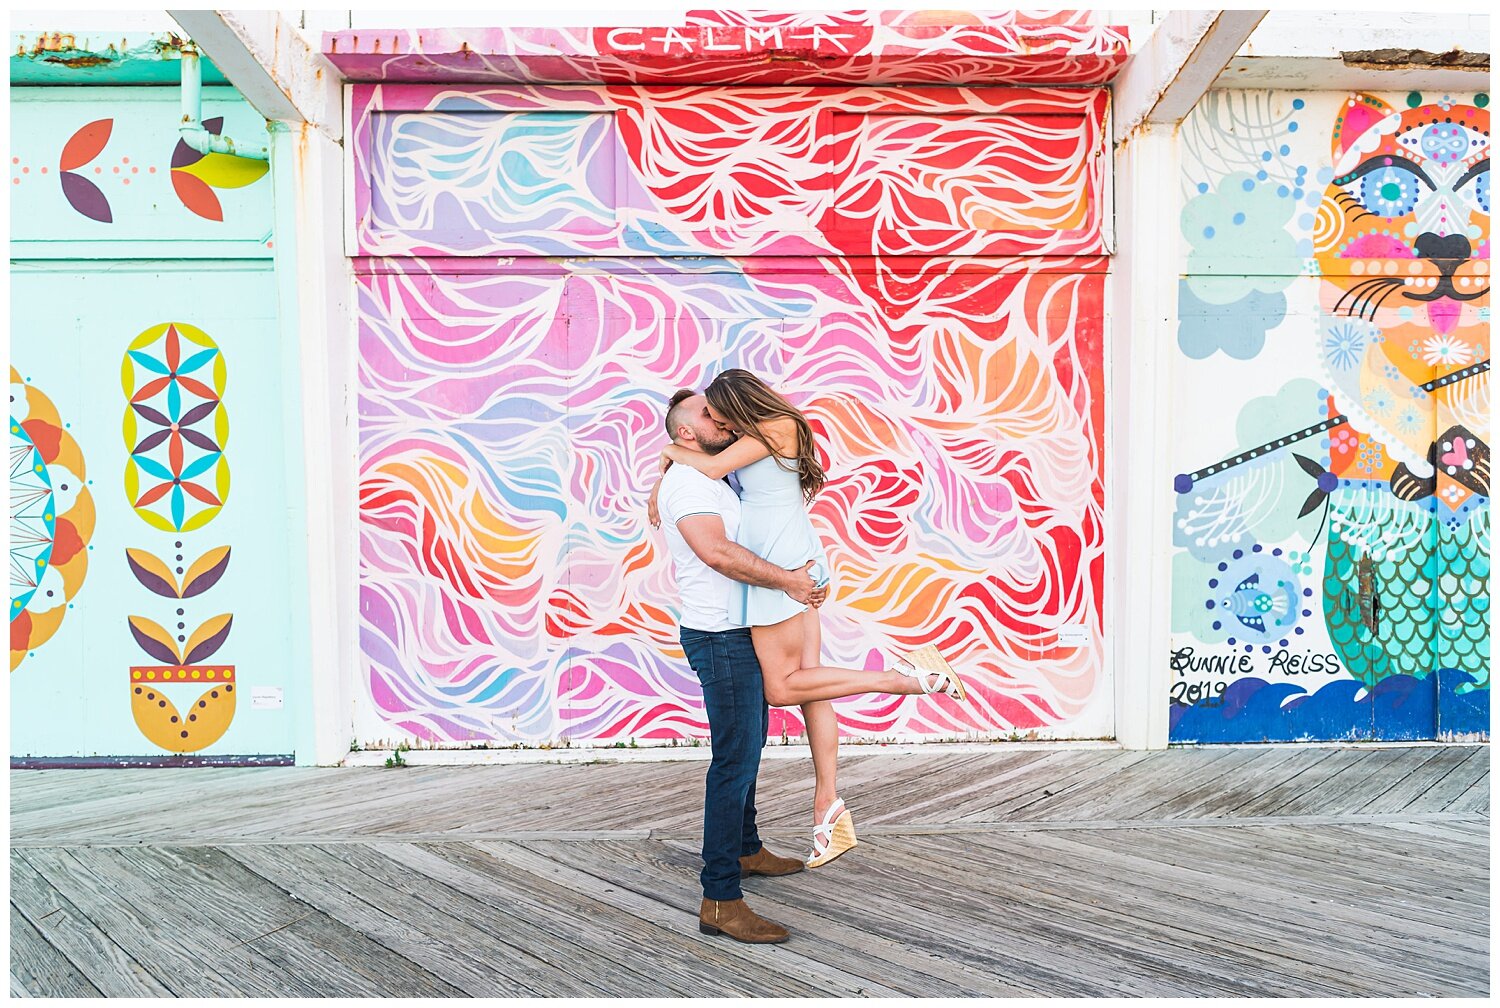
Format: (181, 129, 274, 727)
(705, 369, 827, 503)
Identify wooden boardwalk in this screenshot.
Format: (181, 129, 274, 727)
(10, 743, 1490, 997)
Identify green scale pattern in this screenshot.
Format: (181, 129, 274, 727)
(1324, 487, 1490, 690)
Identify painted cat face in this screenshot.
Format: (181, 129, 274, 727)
(1313, 93, 1489, 487)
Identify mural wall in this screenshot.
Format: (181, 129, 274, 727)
(352, 81, 1112, 746)
(1170, 90, 1490, 742)
(9, 86, 308, 763)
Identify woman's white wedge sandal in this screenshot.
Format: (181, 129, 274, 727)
(805, 797, 857, 868)
(894, 644, 967, 701)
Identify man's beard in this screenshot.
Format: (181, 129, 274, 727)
(701, 430, 737, 454)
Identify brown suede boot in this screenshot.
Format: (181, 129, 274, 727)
(739, 845, 806, 878)
(698, 898, 790, 943)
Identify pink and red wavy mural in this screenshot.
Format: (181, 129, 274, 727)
(350, 75, 1110, 745)
(324, 11, 1128, 87)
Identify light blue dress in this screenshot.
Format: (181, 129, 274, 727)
(731, 454, 829, 627)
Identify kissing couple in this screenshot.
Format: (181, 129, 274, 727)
(649, 368, 966, 943)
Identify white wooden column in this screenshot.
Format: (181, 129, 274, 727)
(169, 10, 355, 765)
(1108, 11, 1266, 749)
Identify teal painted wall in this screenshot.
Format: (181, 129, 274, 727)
(10, 85, 311, 762)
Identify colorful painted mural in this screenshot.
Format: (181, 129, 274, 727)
(122, 322, 238, 753)
(352, 81, 1111, 746)
(10, 370, 95, 671)
(10, 84, 301, 763)
(323, 12, 1129, 87)
(122, 323, 232, 532)
(1171, 90, 1490, 742)
(9, 87, 274, 254)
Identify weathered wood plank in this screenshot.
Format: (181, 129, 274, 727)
(915, 827, 1478, 995)
(385, 840, 863, 997)
(1260, 747, 1406, 816)
(952, 750, 1141, 822)
(877, 749, 1067, 824)
(836, 753, 1000, 825)
(1404, 747, 1492, 813)
(1449, 770, 1491, 814)
(1140, 746, 1307, 818)
(903, 750, 1109, 823)
(340, 840, 810, 996)
(476, 839, 893, 997)
(1223, 747, 1363, 816)
(1160, 746, 1335, 817)
(878, 830, 1376, 996)
(9, 855, 172, 997)
(1278, 822, 1491, 900)
(1031, 747, 1241, 821)
(106, 844, 460, 998)
(21, 846, 278, 998)
(1354, 746, 1476, 814)
(823, 835, 1289, 996)
(553, 835, 1092, 995)
(604, 831, 1262, 997)
(18, 746, 1480, 845)
(67, 844, 340, 998)
(8, 904, 104, 999)
(1268, 746, 1448, 816)
(1116, 823, 1489, 924)
(224, 842, 601, 997)
(991, 749, 1164, 821)
(9, 768, 314, 839)
(1008, 824, 1487, 967)
(581, 834, 1039, 997)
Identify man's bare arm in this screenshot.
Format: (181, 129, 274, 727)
(677, 514, 826, 606)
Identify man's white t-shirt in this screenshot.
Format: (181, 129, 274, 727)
(659, 464, 744, 632)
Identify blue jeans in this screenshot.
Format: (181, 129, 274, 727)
(680, 625, 769, 901)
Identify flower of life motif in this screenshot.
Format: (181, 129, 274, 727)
(121, 323, 231, 533)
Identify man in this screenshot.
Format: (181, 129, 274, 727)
(654, 388, 825, 944)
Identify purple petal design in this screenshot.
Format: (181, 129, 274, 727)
(179, 428, 219, 452)
(131, 403, 172, 426)
(184, 617, 233, 663)
(125, 554, 180, 598)
(181, 552, 231, 598)
(178, 400, 219, 427)
(129, 622, 181, 664)
(171, 138, 198, 169)
(59, 171, 112, 223)
(133, 429, 173, 454)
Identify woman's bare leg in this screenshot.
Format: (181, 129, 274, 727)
(753, 614, 923, 708)
(796, 610, 841, 824)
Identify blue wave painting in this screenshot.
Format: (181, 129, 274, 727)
(1170, 671, 1489, 743)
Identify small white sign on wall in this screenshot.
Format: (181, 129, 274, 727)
(1057, 625, 1091, 648)
(251, 686, 283, 710)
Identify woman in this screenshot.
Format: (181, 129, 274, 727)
(651, 369, 966, 868)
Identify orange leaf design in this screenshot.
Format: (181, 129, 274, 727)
(171, 169, 223, 222)
(60, 119, 113, 172)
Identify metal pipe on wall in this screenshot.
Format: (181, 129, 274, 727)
(179, 47, 269, 160)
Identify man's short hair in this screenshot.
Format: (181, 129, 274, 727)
(665, 388, 697, 440)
